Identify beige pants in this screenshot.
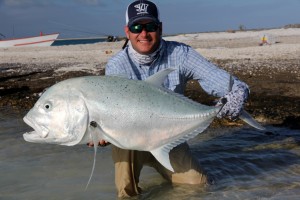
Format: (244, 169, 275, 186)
(112, 143, 209, 198)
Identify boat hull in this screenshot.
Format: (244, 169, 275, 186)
(0, 33, 59, 47)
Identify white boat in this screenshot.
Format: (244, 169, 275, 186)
(0, 33, 59, 47)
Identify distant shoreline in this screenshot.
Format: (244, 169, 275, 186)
(163, 23, 300, 37)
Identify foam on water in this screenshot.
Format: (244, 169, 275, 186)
(1, 108, 300, 199)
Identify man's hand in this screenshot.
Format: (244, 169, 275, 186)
(87, 140, 110, 147)
(216, 84, 249, 120)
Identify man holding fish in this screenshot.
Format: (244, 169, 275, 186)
(23, 0, 257, 197)
(103, 0, 249, 198)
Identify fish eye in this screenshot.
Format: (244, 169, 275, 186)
(44, 102, 52, 111)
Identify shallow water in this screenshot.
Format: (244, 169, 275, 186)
(1, 107, 300, 200)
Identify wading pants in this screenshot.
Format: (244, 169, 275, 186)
(111, 142, 209, 198)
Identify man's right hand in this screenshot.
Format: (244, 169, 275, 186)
(87, 140, 110, 147)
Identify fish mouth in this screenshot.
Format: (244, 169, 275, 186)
(23, 116, 50, 143)
(23, 131, 46, 143)
(23, 131, 63, 144)
(23, 116, 80, 145)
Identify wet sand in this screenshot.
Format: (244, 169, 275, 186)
(0, 28, 299, 128)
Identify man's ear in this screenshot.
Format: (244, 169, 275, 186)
(124, 26, 130, 39)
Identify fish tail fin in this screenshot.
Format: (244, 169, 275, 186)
(228, 74, 265, 131)
(239, 110, 266, 130)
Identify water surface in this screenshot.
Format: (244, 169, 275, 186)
(1, 107, 299, 199)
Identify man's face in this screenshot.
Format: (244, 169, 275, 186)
(125, 19, 162, 55)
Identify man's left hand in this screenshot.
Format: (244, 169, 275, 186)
(216, 84, 249, 120)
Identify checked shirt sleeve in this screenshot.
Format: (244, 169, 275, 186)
(106, 60, 126, 76)
(105, 50, 131, 78)
(180, 46, 250, 119)
(181, 47, 248, 98)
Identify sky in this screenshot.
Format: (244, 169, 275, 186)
(0, 0, 300, 39)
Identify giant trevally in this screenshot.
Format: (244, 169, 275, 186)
(23, 68, 264, 188)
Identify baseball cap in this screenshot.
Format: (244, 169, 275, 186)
(126, 0, 160, 27)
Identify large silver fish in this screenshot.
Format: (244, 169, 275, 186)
(23, 68, 264, 188)
(23, 69, 220, 171)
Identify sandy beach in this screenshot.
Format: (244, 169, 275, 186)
(1, 28, 300, 63)
(1, 28, 300, 128)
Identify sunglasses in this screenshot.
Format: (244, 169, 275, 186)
(129, 22, 160, 33)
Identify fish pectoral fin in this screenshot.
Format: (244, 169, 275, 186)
(145, 68, 176, 87)
(150, 145, 174, 172)
(85, 122, 101, 191)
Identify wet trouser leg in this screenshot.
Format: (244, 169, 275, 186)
(111, 142, 208, 198)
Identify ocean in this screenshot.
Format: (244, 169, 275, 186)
(1, 107, 300, 199)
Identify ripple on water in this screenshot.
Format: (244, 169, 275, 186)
(0, 108, 300, 199)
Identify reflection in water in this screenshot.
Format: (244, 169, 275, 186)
(1, 108, 299, 199)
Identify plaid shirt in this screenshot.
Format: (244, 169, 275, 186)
(105, 40, 247, 97)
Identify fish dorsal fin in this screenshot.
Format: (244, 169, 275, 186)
(145, 68, 176, 87)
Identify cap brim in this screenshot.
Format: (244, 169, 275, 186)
(128, 16, 159, 27)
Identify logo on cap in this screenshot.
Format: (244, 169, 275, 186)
(134, 3, 149, 15)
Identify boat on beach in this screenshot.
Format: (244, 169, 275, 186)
(0, 33, 59, 47)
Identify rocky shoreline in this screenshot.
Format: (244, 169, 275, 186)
(1, 58, 299, 129)
(1, 29, 300, 129)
